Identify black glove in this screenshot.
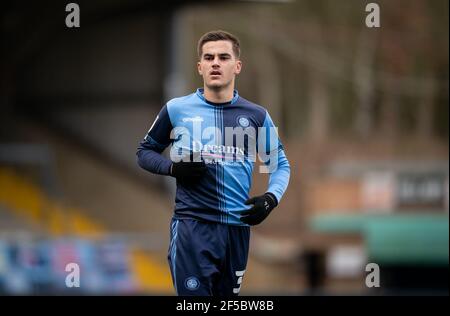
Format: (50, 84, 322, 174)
(240, 192, 278, 226)
(170, 159, 207, 184)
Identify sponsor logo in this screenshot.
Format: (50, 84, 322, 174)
(182, 116, 204, 123)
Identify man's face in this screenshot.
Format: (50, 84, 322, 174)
(197, 40, 242, 91)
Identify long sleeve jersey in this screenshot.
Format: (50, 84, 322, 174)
(137, 88, 290, 226)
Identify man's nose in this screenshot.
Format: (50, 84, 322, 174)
(212, 56, 220, 66)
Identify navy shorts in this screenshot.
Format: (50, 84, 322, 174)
(167, 217, 250, 296)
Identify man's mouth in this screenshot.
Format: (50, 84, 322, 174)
(210, 71, 221, 76)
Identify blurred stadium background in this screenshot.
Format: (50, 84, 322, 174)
(0, 0, 448, 295)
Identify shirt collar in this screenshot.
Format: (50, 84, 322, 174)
(196, 88, 239, 105)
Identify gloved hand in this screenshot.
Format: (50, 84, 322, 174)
(240, 192, 278, 226)
(170, 154, 207, 184)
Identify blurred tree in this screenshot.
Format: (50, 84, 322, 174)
(181, 0, 448, 142)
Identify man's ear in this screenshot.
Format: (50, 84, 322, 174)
(235, 60, 242, 75)
(197, 61, 203, 75)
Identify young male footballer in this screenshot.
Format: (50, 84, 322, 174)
(137, 30, 290, 296)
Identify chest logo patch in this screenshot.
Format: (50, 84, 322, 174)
(237, 116, 250, 128)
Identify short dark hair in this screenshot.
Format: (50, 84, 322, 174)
(197, 30, 241, 59)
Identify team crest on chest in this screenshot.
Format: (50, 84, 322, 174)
(237, 116, 250, 128)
